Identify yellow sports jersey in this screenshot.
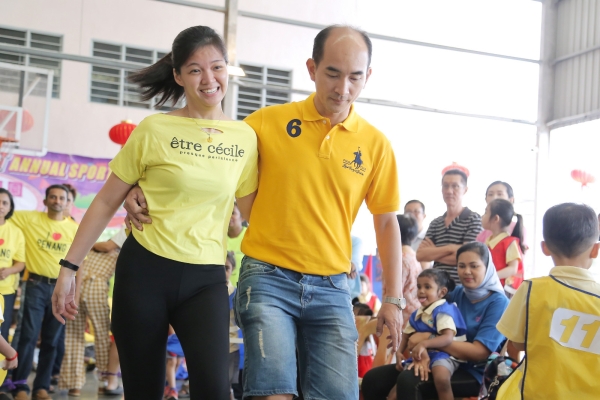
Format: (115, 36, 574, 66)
(109, 114, 258, 265)
(11, 211, 78, 278)
(242, 93, 400, 275)
(0, 220, 25, 295)
(497, 272, 600, 399)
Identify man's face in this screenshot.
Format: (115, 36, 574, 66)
(441, 174, 467, 207)
(64, 192, 74, 217)
(307, 28, 372, 121)
(44, 188, 67, 214)
(229, 205, 243, 229)
(404, 203, 425, 231)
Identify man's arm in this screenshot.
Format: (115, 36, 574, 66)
(236, 191, 257, 222)
(416, 238, 458, 263)
(373, 212, 403, 351)
(124, 185, 151, 231)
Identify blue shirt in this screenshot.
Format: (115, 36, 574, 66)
(447, 286, 509, 383)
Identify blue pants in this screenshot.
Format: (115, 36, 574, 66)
(12, 279, 65, 395)
(1, 293, 15, 341)
(235, 257, 359, 400)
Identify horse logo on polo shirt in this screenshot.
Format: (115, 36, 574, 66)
(342, 147, 367, 176)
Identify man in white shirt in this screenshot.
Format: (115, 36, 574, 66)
(404, 200, 430, 269)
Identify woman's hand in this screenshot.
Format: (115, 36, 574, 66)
(406, 351, 430, 381)
(52, 269, 77, 324)
(407, 332, 431, 351)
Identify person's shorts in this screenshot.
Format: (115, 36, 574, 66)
(431, 357, 462, 374)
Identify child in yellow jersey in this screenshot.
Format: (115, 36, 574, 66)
(496, 203, 600, 400)
(0, 189, 25, 342)
(52, 25, 258, 400)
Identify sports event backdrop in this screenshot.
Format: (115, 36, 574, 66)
(0, 151, 125, 228)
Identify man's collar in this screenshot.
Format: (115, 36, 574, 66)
(443, 207, 472, 221)
(302, 93, 359, 133)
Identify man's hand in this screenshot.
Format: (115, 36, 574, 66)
(421, 238, 434, 248)
(377, 302, 403, 352)
(0, 268, 9, 280)
(52, 269, 78, 324)
(123, 186, 151, 231)
(406, 351, 431, 381)
(347, 262, 358, 279)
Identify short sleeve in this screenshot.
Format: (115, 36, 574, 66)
(365, 142, 400, 214)
(436, 313, 457, 335)
(463, 213, 482, 242)
(505, 240, 522, 264)
(425, 220, 438, 242)
(13, 226, 25, 263)
(108, 119, 150, 185)
(244, 109, 263, 140)
(473, 294, 509, 352)
(496, 281, 529, 343)
(235, 130, 258, 198)
(403, 324, 416, 335)
(10, 211, 32, 230)
(109, 228, 128, 248)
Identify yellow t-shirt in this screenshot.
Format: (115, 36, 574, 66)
(0, 220, 25, 295)
(242, 93, 400, 275)
(11, 211, 78, 278)
(109, 114, 258, 265)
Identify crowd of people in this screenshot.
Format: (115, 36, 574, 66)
(0, 21, 593, 400)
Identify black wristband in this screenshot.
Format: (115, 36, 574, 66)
(59, 259, 79, 272)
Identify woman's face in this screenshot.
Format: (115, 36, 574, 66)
(175, 45, 228, 110)
(485, 184, 513, 204)
(224, 259, 233, 281)
(416, 276, 446, 308)
(0, 193, 11, 220)
(457, 251, 487, 289)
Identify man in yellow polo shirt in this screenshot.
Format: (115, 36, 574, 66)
(124, 25, 404, 400)
(10, 185, 78, 400)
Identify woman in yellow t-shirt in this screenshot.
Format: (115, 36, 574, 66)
(51, 26, 258, 400)
(0, 188, 26, 342)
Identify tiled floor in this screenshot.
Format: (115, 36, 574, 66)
(20, 372, 124, 400)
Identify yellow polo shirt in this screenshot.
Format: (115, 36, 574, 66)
(0, 220, 25, 295)
(242, 93, 400, 275)
(109, 114, 258, 265)
(11, 211, 78, 278)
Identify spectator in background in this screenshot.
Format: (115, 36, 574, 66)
(62, 184, 77, 221)
(359, 274, 382, 316)
(396, 214, 422, 327)
(404, 200, 431, 270)
(417, 170, 482, 283)
(227, 203, 246, 287)
(348, 235, 364, 299)
(476, 181, 527, 251)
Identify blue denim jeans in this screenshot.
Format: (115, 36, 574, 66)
(1, 293, 16, 341)
(12, 279, 65, 395)
(235, 257, 358, 400)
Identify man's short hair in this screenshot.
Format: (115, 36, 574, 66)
(397, 214, 419, 246)
(543, 203, 599, 258)
(442, 169, 468, 185)
(405, 200, 425, 214)
(45, 184, 69, 199)
(312, 25, 373, 67)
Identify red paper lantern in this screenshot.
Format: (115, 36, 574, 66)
(442, 162, 470, 177)
(109, 120, 137, 146)
(571, 169, 595, 187)
(0, 109, 34, 133)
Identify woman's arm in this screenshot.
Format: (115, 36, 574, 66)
(411, 329, 454, 361)
(236, 190, 257, 222)
(0, 261, 25, 280)
(52, 174, 133, 323)
(496, 259, 519, 280)
(439, 339, 492, 362)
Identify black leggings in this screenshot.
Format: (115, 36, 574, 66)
(112, 236, 230, 400)
(362, 364, 480, 400)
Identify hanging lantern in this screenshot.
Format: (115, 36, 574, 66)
(571, 169, 595, 187)
(442, 162, 470, 177)
(109, 120, 136, 146)
(0, 109, 34, 133)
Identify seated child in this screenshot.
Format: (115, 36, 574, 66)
(354, 303, 375, 378)
(496, 203, 600, 399)
(398, 269, 467, 400)
(225, 251, 239, 400)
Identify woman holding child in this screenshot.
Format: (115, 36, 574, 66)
(362, 242, 509, 400)
(51, 26, 258, 400)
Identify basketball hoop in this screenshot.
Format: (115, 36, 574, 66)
(0, 137, 18, 172)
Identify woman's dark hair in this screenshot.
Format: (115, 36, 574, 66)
(543, 203, 599, 258)
(353, 302, 374, 316)
(313, 25, 372, 67)
(129, 26, 228, 107)
(456, 242, 489, 266)
(488, 198, 525, 252)
(397, 214, 418, 246)
(225, 250, 236, 271)
(0, 188, 15, 220)
(486, 181, 514, 199)
(418, 269, 456, 299)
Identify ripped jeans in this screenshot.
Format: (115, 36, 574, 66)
(235, 257, 358, 400)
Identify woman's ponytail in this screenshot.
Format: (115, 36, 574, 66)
(128, 52, 183, 107)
